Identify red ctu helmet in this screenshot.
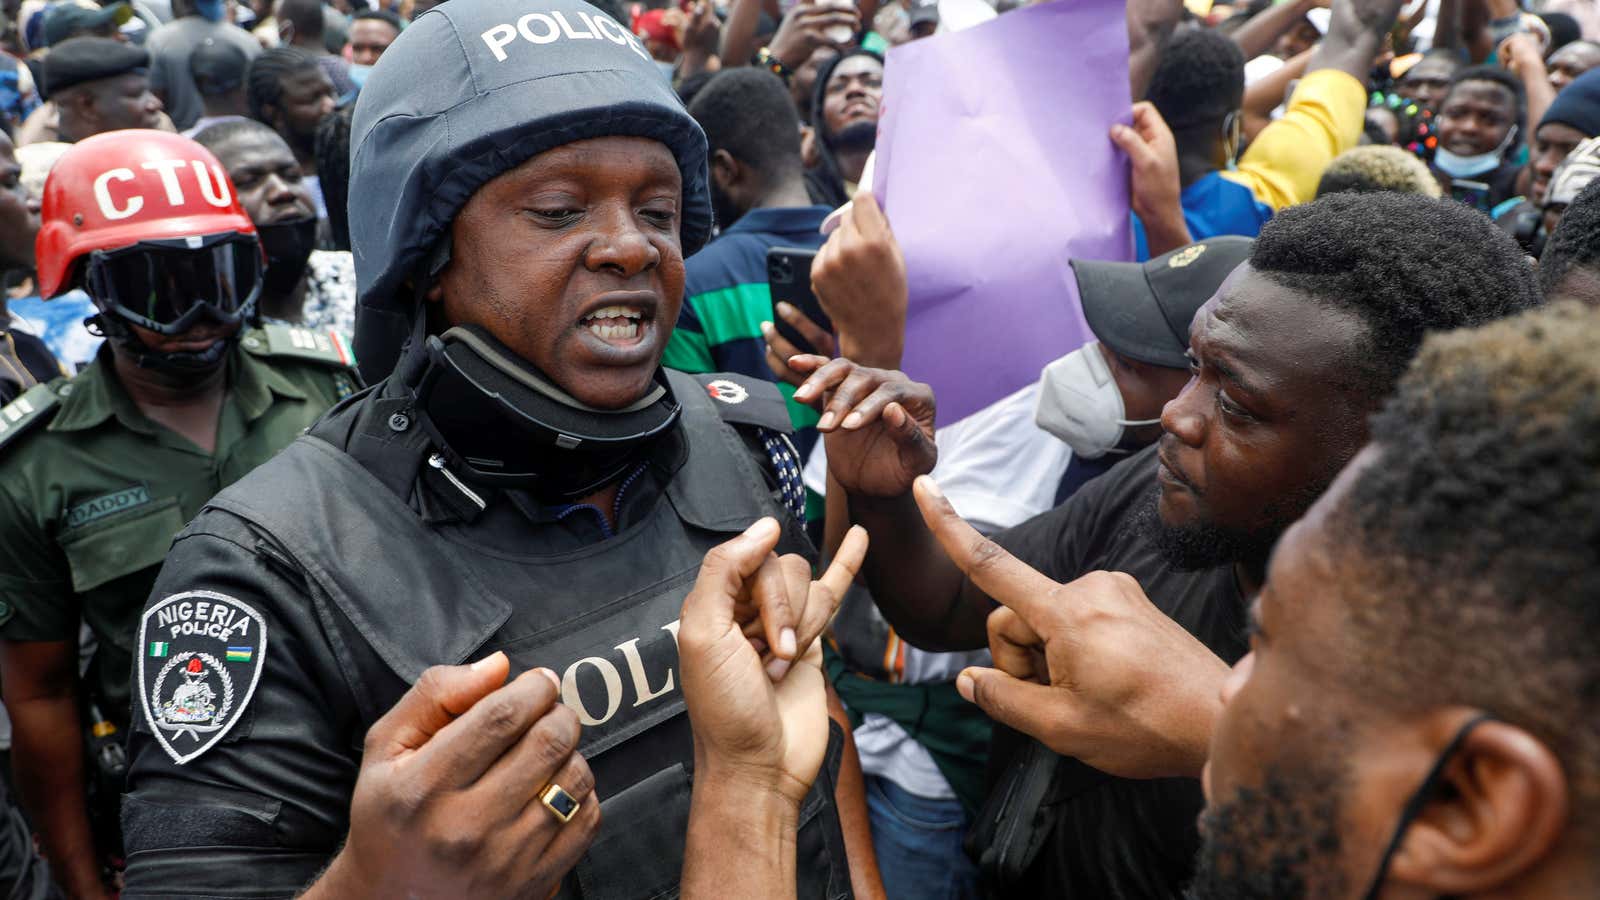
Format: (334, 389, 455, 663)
(36, 129, 256, 299)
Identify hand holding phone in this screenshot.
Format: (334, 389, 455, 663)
(768, 247, 834, 357)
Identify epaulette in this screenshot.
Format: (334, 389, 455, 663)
(0, 380, 62, 453)
(241, 324, 356, 370)
(691, 372, 793, 433)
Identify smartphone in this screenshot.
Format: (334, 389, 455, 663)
(1450, 178, 1492, 214)
(767, 246, 834, 356)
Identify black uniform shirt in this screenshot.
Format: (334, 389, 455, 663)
(120, 369, 845, 900)
(988, 443, 1247, 899)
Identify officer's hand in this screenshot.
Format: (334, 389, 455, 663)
(680, 518, 867, 806)
(790, 357, 937, 498)
(316, 653, 598, 899)
(914, 476, 1228, 780)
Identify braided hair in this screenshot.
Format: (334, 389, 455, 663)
(246, 47, 318, 124)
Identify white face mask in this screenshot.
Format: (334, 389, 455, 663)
(1034, 343, 1161, 460)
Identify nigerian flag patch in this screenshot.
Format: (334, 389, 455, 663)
(149, 642, 169, 657)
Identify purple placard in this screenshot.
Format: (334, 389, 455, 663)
(876, 0, 1133, 425)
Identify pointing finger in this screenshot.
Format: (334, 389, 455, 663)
(912, 476, 1060, 626)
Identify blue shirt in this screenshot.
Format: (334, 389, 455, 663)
(1132, 171, 1274, 261)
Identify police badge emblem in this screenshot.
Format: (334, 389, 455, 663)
(706, 379, 748, 405)
(137, 590, 267, 765)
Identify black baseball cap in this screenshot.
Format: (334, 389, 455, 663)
(41, 36, 147, 99)
(190, 37, 249, 95)
(1071, 236, 1253, 369)
(43, 1, 131, 48)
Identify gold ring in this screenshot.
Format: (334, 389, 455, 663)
(540, 783, 580, 824)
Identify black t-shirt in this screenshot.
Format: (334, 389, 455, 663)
(989, 443, 1248, 898)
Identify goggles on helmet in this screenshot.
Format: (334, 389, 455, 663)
(83, 233, 263, 336)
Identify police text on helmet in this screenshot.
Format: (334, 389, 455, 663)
(479, 10, 648, 63)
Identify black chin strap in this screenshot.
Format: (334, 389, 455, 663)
(1360, 713, 1495, 900)
(94, 312, 235, 373)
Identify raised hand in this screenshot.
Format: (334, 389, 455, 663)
(1111, 102, 1192, 258)
(811, 193, 907, 369)
(769, 1, 861, 70)
(913, 476, 1228, 780)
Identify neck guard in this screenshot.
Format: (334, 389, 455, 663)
(413, 324, 681, 500)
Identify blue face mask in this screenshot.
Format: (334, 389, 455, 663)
(348, 63, 372, 88)
(193, 0, 226, 22)
(1434, 125, 1519, 179)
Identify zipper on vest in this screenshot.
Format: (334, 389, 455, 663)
(428, 453, 486, 510)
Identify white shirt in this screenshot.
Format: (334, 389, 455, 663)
(806, 380, 1073, 798)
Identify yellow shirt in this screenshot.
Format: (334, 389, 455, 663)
(1221, 68, 1368, 211)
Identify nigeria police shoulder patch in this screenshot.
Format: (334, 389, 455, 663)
(137, 591, 267, 765)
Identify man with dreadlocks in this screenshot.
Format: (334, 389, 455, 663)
(244, 47, 335, 224)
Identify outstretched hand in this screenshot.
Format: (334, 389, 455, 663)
(912, 476, 1228, 780)
(790, 357, 937, 498)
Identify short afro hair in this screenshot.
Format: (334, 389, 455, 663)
(1333, 301, 1600, 840)
(352, 9, 403, 34)
(1316, 146, 1443, 198)
(688, 68, 802, 184)
(1442, 64, 1525, 131)
(1146, 27, 1245, 132)
(1540, 177, 1600, 300)
(1249, 192, 1543, 393)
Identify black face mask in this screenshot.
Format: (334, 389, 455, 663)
(256, 217, 318, 298)
(412, 324, 681, 501)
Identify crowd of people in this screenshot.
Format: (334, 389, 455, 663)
(0, 0, 1595, 895)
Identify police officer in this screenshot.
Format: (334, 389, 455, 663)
(0, 130, 358, 900)
(120, 2, 867, 897)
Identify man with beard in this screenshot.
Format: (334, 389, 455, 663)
(1189, 301, 1600, 899)
(806, 49, 880, 209)
(664, 68, 834, 458)
(784, 190, 1542, 897)
(195, 119, 354, 334)
(0, 131, 355, 900)
(915, 301, 1600, 900)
